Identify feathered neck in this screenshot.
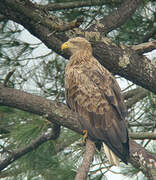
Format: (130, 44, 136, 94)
(69, 49, 93, 65)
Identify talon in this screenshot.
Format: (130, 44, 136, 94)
(83, 130, 88, 143)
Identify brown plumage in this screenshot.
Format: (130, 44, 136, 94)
(61, 37, 129, 165)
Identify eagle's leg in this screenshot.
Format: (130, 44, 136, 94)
(82, 130, 88, 143)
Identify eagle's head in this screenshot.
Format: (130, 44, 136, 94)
(61, 37, 92, 55)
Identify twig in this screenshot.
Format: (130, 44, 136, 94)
(128, 122, 156, 128)
(47, 16, 84, 37)
(3, 69, 16, 87)
(123, 87, 146, 100)
(48, 16, 84, 37)
(75, 139, 96, 180)
(129, 132, 156, 140)
(125, 89, 147, 109)
(0, 125, 60, 171)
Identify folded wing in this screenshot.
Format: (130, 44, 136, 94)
(65, 60, 129, 164)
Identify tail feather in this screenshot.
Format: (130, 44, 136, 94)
(103, 142, 119, 166)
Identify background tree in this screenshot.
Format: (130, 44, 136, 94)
(0, 0, 156, 179)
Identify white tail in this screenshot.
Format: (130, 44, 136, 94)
(103, 142, 119, 166)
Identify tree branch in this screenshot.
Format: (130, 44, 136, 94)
(129, 140, 156, 180)
(129, 122, 156, 128)
(123, 87, 147, 100)
(0, 85, 156, 178)
(91, 39, 156, 94)
(125, 89, 147, 109)
(87, 0, 142, 34)
(0, 1, 156, 179)
(0, 126, 60, 171)
(75, 139, 96, 180)
(39, 0, 118, 11)
(123, 87, 148, 109)
(1, 0, 156, 95)
(142, 26, 156, 43)
(3, 69, 16, 87)
(129, 132, 156, 140)
(48, 16, 84, 33)
(131, 40, 156, 55)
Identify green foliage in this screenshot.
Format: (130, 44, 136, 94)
(37, 55, 66, 101)
(0, 0, 156, 180)
(0, 106, 78, 179)
(110, 1, 156, 45)
(119, 164, 148, 180)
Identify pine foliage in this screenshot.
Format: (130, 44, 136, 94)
(0, 0, 156, 179)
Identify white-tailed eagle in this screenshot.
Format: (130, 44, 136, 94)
(61, 37, 129, 165)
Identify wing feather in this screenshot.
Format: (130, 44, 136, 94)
(65, 58, 129, 164)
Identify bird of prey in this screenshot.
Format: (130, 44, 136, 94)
(61, 37, 129, 165)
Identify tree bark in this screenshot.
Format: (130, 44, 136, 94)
(75, 139, 96, 180)
(0, 0, 156, 94)
(40, 0, 116, 11)
(0, 0, 156, 179)
(0, 85, 156, 179)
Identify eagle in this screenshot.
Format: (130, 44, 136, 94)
(61, 37, 129, 165)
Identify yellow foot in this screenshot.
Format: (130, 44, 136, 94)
(82, 130, 88, 143)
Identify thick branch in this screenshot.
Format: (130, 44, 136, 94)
(0, 127, 60, 171)
(75, 139, 96, 180)
(40, 0, 117, 11)
(129, 140, 156, 180)
(0, 86, 156, 179)
(1, 0, 156, 95)
(91, 38, 156, 95)
(87, 0, 142, 34)
(0, 85, 82, 133)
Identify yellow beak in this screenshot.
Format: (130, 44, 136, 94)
(61, 41, 70, 51)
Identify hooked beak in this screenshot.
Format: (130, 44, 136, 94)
(61, 41, 70, 51)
